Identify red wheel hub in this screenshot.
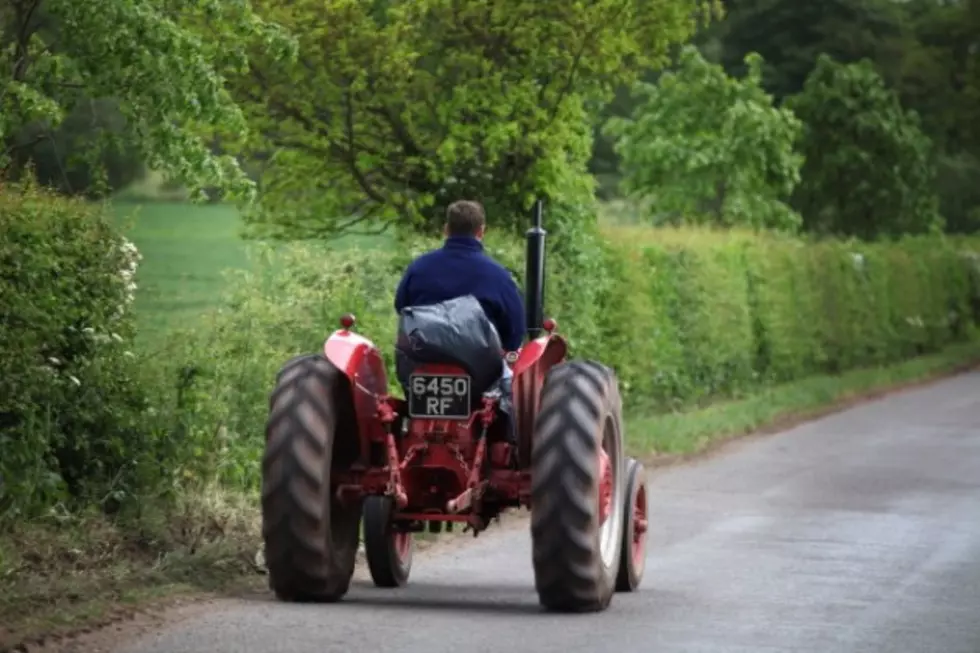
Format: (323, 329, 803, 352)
(598, 448, 613, 524)
(631, 481, 648, 569)
(394, 531, 412, 560)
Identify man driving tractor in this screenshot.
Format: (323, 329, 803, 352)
(394, 199, 526, 353)
(394, 200, 526, 446)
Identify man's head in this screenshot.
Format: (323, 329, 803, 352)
(444, 200, 486, 240)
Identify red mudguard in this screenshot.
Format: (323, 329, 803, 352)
(323, 329, 390, 462)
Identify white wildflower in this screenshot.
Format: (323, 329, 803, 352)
(68, 375, 81, 386)
(111, 333, 123, 343)
(48, 357, 61, 366)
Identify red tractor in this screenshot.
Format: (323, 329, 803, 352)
(260, 201, 648, 612)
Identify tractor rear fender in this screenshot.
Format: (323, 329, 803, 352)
(513, 334, 567, 378)
(512, 334, 568, 467)
(323, 329, 390, 465)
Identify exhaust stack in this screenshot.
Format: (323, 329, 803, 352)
(524, 199, 547, 341)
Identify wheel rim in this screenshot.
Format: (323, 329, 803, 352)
(598, 449, 613, 523)
(393, 530, 412, 561)
(631, 477, 648, 572)
(598, 416, 624, 570)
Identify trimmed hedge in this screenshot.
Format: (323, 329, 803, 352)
(147, 225, 980, 494)
(596, 228, 978, 410)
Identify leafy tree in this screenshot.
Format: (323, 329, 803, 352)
(7, 99, 145, 197)
(888, 0, 978, 149)
(896, 0, 980, 234)
(0, 0, 294, 200)
(786, 55, 941, 240)
(606, 46, 803, 231)
(713, 0, 906, 101)
(233, 0, 720, 238)
(960, 0, 980, 154)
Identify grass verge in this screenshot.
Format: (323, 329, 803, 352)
(627, 340, 980, 460)
(0, 486, 262, 652)
(2, 340, 978, 650)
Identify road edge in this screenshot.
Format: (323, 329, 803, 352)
(3, 342, 979, 653)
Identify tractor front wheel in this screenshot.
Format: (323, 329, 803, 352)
(363, 495, 414, 588)
(615, 458, 648, 592)
(261, 354, 361, 602)
(530, 360, 626, 612)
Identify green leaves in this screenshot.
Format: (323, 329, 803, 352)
(0, 180, 148, 519)
(607, 46, 803, 232)
(786, 55, 942, 240)
(233, 0, 719, 238)
(1, 0, 295, 201)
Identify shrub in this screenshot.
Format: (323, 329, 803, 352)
(596, 229, 978, 408)
(0, 180, 151, 522)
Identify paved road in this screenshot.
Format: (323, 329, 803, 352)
(116, 372, 980, 653)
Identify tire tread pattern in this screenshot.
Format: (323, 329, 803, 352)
(530, 360, 623, 612)
(261, 354, 359, 602)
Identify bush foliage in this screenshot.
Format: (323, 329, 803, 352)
(0, 182, 151, 521)
(608, 47, 804, 231)
(786, 55, 942, 239)
(3, 186, 978, 520)
(146, 225, 980, 496)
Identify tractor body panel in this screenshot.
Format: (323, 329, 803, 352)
(512, 334, 567, 467)
(326, 327, 567, 533)
(323, 328, 390, 466)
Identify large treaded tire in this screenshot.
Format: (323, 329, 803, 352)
(530, 360, 627, 613)
(363, 495, 414, 588)
(261, 354, 361, 602)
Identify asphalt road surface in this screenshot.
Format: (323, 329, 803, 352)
(116, 372, 980, 653)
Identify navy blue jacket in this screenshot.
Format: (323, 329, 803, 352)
(394, 236, 527, 351)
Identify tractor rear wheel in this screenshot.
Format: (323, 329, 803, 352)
(261, 354, 361, 602)
(363, 495, 414, 588)
(615, 458, 648, 592)
(530, 360, 626, 612)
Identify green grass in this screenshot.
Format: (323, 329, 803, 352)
(625, 340, 980, 458)
(110, 201, 393, 341)
(111, 202, 251, 339)
(108, 197, 656, 342)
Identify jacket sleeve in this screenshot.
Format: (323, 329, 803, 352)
(498, 273, 527, 351)
(394, 267, 411, 313)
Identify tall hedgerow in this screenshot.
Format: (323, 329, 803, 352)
(0, 180, 153, 522)
(145, 223, 978, 488)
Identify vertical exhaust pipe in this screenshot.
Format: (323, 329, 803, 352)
(524, 199, 546, 341)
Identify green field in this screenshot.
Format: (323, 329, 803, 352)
(111, 201, 393, 339)
(111, 202, 249, 337)
(111, 200, 644, 342)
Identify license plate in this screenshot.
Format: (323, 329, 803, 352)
(408, 374, 471, 419)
